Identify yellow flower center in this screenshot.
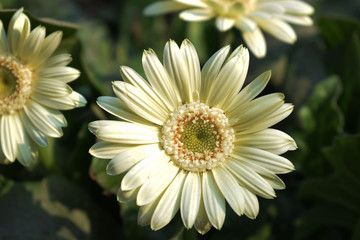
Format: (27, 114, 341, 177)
(161, 102, 235, 172)
(0, 56, 32, 115)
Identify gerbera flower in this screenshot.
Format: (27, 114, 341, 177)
(89, 39, 296, 234)
(144, 0, 314, 58)
(0, 9, 86, 167)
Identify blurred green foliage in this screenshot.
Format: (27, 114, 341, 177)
(0, 0, 360, 239)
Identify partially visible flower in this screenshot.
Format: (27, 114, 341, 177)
(89, 39, 296, 234)
(0, 9, 86, 167)
(144, 0, 314, 58)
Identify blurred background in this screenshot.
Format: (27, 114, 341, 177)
(0, 0, 359, 239)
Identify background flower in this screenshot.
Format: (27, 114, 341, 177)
(0, 9, 86, 167)
(144, 0, 314, 58)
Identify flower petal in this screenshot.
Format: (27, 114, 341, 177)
(202, 171, 226, 230)
(136, 161, 179, 206)
(215, 17, 235, 32)
(241, 28, 266, 58)
(194, 193, 212, 234)
(117, 187, 139, 204)
(181, 171, 201, 229)
(32, 91, 86, 110)
(232, 147, 294, 174)
(107, 144, 162, 175)
(20, 111, 48, 147)
(0, 21, 8, 53)
(213, 165, 245, 216)
(256, 18, 296, 44)
(0, 115, 18, 161)
(151, 170, 187, 230)
(144, 1, 191, 16)
(179, 8, 215, 21)
(138, 197, 161, 226)
(8, 9, 30, 57)
(243, 187, 259, 219)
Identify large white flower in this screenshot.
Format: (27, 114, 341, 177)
(0, 9, 86, 167)
(144, 0, 314, 58)
(89, 39, 296, 234)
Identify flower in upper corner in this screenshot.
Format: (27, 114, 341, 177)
(0, 9, 86, 167)
(144, 0, 314, 58)
(89, 39, 297, 234)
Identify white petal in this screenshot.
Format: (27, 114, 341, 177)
(23, 101, 63, 138)
(0, 21, 8, 53)
(32, 91, 86, 110)
(256, 18, 297, 44)
(34, 78, 73, 97)
(225, 70, 271, 113)
(90, 121, 159, 144)
(0, 115, 18, 161)
(43, 53, 72, 68)
(8, 9, 30, 57)
(236, 17, 258, 32)
(32, 31, 62, 68)
(163, 40, 191, 102)
(180, 39, 201, 102)
(97, 96, 155, 126)
(120, 66, 169, 113)
(138, 197, 161, 226)
(113, 81, 168, 125)
(194, 193, 212, 234)
(151, 170, 187, 230)
(37, 66, 80, 83)
(117, 187, 139, 204)
(231, 93, 285, 128)
(121, 150, 168, 191)
(136, 161, 179, 206)
(181, 172, 201, 229)
(89, 141, 138, 159)
(144, 1, 191, 16)
(213, 166, 245, 216)
(200, 45, 231, 101)
(107, 144, 162, 175)
(225, 159, 276, 199)
(215, 17, 235, 32)
(236, 128, 297, 155)
(179, 9, 215, 21)
(241, 28, 266, 58)
(13, 116, 38, 167)
(242, 188, 259, 219)
(232, 146, 294, 174)
(206, 47, 249, 107)
(20, 111, 48, 147)
(278, 14, 313, 26)
(142, 49, 180, 111)
(241, 103, 294, 134)
(202, 171, 226, 230)
(21, 26, 45, 63)
(276, 1, 314, 15)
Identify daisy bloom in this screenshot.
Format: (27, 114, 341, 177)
(0, 9, 86, 167)
(89, 39, 296, 234)
(144, 0, 314, 58)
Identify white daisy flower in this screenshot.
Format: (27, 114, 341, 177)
(0, 9, 86, 167)
(144, 0, 314, 58)
(89, 39, 296, 234)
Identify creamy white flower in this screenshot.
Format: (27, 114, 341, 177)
(0, 9, 86, 167)
(89, 39, 296, 234)
(144, 0, 314, 58)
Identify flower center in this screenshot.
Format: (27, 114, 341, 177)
(0, 56, 32, 115)
(161, 102, 235, 172)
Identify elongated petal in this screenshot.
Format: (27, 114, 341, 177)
(34, 78, 73, 97)
(21, 26, 45, 63)
(213, 165, 245, 216)
(256, 18, 296, 44)
(0, 115, 18, 161)
(243, 188, 259, 219)
(151, 170, 187, 230)
(179, 9, 215, 21)
(194, 193, 212, 234)
(278, 14, 313, 26)
(0, 21, 8, 53)
(97, 96, 155, 126)
(138, 197, 161, 226)
(32, 91, 86, 110)
(107, 144, 161, 175)
(181, 172, 201, 229)
(38, 66, 80, 83)
(202, 171, 225, 230)
(232, 147, 294, 174)
(241, 28, 266, 58)
(91, 121, 159, 144)
(121, 151, 168, 191)
(113, 81, 168, 125)
(200, 45, 230, 101)
(236, 17, 258, 32)
(236, 128, 297, 155)
(276, 1, 314, 15)
(215, 17, 235, 32)
(20, 111, 48, 147)
(8, 9, 30, 57)
(32, 31, 62, 68)
(117, 188, 139, 204)
(144, 1, 191, 16)
(225, 158, 276, 198)
(89, 141, 141, 159)
(137, 161, 179, 206)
